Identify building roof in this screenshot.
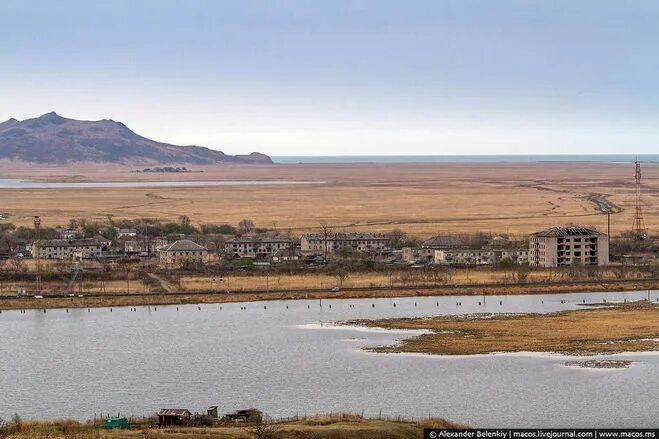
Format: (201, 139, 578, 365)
(161, 240, 208, 252)
(531, 226, 604, 237)
(273, 248, 302, 257)
(37, 237, 107, 248)
(421, 235, 471, 249)
(227, 235, 293, 244)
(158, 409, 192, 416)
(302, 232, 389, 241)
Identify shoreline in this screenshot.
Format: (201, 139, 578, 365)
(354, 301, 659, 356)
(0, 279, 656, 311)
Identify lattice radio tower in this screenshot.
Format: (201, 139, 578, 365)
(631, 159, 647, 240)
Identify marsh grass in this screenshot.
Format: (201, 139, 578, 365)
(361, 300, 659, 355)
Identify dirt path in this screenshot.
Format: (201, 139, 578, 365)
(146, 273, 177, 293)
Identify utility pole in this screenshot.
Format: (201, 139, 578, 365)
(33, 216, 41, 294)
(601, 208, 611, 263)
(320, 223, 329, 262)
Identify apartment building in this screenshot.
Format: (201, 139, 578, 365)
(32, 237, 109, 259)
(301, 232, 390, 255)
(159, 240, 208, 266)
(124, 238, 169, 255)
(433, 248, 528, 266)
(529, 226, 609, 267)
(226, 236, 294, 259)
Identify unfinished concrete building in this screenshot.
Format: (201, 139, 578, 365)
(529, 226, 609, 267)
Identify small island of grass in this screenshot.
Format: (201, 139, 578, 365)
(354, 301, 659, 356)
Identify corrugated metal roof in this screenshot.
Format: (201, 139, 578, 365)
(158, 409, 192, 416)
(302, 232, 389, 241)
(531, 226, 603, 237)
(37, 237, 107, 248)
(421, 235, 470, 249)
(227, 235, 293, 244)
(161, 240, 208, 252)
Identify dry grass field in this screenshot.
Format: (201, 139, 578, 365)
(178, 267, 637, 292)
(362, 301, 659, 355)
(0, 161, 657, 237)
(3, 414, 464, 439)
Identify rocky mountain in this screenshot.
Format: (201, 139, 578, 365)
(0, 112, 272, 164)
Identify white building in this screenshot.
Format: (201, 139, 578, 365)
(529, 226, 609, 268)
(118, 228, 138, 238)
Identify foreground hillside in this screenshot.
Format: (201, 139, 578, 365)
(0, 112, 272, 164)
(0, 414, 464, 439)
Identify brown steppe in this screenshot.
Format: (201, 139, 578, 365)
(0, 161, 657, 236)
(360, 301, 659, 355)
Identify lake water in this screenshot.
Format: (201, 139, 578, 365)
(273, 154, 659, 164)
(0, 290, 657, 427)
(0, 179, 322, 189)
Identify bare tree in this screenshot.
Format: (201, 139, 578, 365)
(513, 266, 530, 284)
(207, 235, 227, 263)
(178, 215, 191, 227)
(9, 257, 27, 273)
(334, 267, 349, 287)
(249, 415, 280, 439)
(388, 228, 407, 249)
(238, 219, 255, 235)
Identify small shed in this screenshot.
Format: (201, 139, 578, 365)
(222, 408, 262, 424)
(207, 406, 219, 419)
(158, 409, 192, 427)
(103, 417, 129, 429)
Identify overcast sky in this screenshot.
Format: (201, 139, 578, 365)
(2, 0, 659, 156)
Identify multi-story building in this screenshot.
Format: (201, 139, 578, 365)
(124, 238, 169, 255)
(416, 235, 471, 262)
(56, 228, 82, 239)
(32, 237, 109, 259)
(433, 248, 528, 266)
(529, 226, 609, 267)
(300, 233, 390, 255)
(159, 240, 208, 266)
(226, 236, 294, 259)
(117, 228, 138, 238)
(404, 234, 528, 266)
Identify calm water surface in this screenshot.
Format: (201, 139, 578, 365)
(0, 290, 657, 427)
(273, 154, 659, 164)
(0, 179, 322, 189)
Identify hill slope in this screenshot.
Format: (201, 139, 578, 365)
(0, 112, 272, 164)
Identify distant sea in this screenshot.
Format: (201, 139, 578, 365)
(273, 154, 659, 164)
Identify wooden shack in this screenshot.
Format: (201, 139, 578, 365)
(158, 409, 192, 427)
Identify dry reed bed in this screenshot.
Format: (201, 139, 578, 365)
(0, 162, 656, 235)
(358, 301, 659, 356)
